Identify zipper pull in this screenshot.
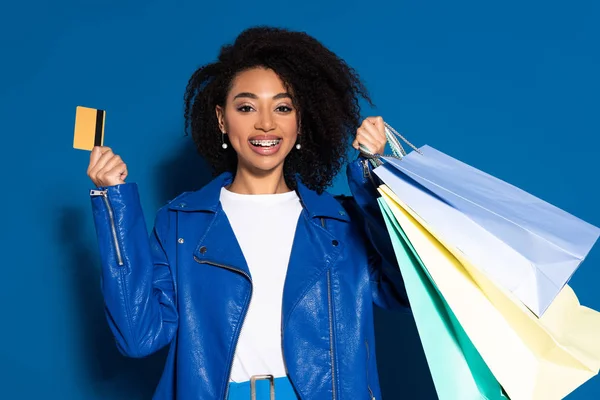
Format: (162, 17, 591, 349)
(90, 189, 107, 197)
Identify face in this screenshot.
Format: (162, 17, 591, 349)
(216, 67, 299, 175)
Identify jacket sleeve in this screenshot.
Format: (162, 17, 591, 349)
(90, 182, 178, 358)
(345, 157, 411, 312)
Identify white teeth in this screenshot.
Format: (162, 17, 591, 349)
(249, 139, 281, 147)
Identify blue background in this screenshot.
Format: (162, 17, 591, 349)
(1, 0, 598, 398)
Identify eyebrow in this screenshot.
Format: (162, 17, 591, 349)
(232, 92, 292, 100)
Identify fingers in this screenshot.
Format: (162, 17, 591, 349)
(356, 127, 379, 154)
(100, 154, 125, 175)
(88, 147, 116, 178)
(88, 146, 111, 174)
(98, 157, 127, 186)
(96, 159, 127, 187)
(366, 116, 385, 133)
(87, 146, 128, 187)
(104, 162, 127, 186)
(356, 116, 387, 155)
(120, 167, 128, 182)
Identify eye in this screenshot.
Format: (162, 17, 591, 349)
(237, 105, 254, 113)
(276, 105, 293, 113)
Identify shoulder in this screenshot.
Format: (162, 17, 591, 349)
(162, 172, 232, 213)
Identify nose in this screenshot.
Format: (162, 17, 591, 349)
(254, 110, 275, 132)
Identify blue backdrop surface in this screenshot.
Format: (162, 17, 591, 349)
(1, 1, 598, 399)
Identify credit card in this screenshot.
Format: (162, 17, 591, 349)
(73, 106, 105, 150)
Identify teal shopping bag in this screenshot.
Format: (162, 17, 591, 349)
(378, 198, 508, 400)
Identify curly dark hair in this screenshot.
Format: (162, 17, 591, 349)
(183, 26, 372, 193)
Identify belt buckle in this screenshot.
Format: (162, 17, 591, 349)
(250, 374, 275, 400)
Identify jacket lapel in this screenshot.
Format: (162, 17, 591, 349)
(169, 173, 251, 279)
(191, 208, 251, 280)
(281, 181, 351, 328)
(281, 211, 344, 328)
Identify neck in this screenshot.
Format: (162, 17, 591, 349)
(227, 165, 291, 195)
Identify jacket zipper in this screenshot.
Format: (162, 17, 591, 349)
(321, 217, 337, 400)
(365, 340, 375, 400)
(90, 189, 124, 266)
(361, 159, 379, 191)
(327, 270, 337, 400)
(193, 256, 253, 400)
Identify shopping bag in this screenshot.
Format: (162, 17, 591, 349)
(374, 146, 599, 317)
(378, 198, 507, 400)
(378, 185, 600, 400)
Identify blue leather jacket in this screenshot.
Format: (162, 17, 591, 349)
(90, 158, 410, 400)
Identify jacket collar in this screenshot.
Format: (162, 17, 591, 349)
(168, 172, 350, 222)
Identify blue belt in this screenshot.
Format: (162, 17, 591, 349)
(228, 375, 297, 400)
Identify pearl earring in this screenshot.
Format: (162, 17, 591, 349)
(221, 132, 228, 149)
(295, 143, 301, 150)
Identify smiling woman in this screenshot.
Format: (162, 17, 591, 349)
(86, 26, 409, 400)
(214, 68, 300, 192)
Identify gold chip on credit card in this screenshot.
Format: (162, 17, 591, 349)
(73, 106, 105, 151)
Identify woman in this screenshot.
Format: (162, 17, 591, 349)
(87, 26, 410, 400)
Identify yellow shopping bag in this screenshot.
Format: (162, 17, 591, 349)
(378, 185, 600, 400)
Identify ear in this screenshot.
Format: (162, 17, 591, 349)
(215, 105, 225, 132)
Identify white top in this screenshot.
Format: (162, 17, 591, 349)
(219, 187, 303, 383)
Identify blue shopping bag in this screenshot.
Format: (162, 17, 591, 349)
(372, 142, 599, 317)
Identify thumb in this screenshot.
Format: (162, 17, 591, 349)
(89, 146, 111, 169)
(89, 146, 103, 168)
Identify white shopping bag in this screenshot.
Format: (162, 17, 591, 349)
(373, 145, 599, 317)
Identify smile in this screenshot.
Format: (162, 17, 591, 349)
(249, 139, 282, 147)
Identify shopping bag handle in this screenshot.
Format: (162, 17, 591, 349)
(359, 121, 423, 167)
